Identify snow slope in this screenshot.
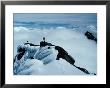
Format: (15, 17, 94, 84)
(14, 27, 97, 75)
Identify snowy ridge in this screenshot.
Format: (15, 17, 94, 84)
(13, 45, 86, 75)
(14, 45, 96, 75)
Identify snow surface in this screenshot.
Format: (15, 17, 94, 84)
(14, 27, 97, 75)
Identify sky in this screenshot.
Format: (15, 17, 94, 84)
(14, 13, 97, 28)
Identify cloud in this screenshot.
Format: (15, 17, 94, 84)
(14, 26, 29, 32)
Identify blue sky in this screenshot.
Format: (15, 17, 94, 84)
(14, 13, 97, 29)
(14, 13, 96, 23)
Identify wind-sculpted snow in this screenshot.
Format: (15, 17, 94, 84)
(14, 27, 97, 75)
(14, 45, 57, 75)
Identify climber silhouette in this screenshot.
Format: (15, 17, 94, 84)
(40, 37, 55, 47)
(40, 37, 48, 47)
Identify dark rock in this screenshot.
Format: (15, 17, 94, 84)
(85, 31, 97, 42)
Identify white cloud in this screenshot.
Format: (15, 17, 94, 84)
(14, 26, 29, 32)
